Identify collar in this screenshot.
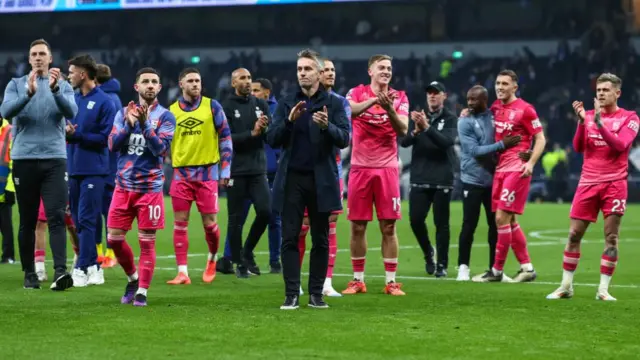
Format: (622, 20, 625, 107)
(295, 84, 327, 100)
(428, 107, 443, 119)
(179, 95, 201, 108)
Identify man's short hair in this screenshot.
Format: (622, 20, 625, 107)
(254, 78, 272, 91)
(368, 54, 393, 68)
(68, 54, 98, 80)
(179, 67, 200, 81)
(96, 64, 112, 84)
(297, 49, 323, 70)
(29, 38, 51, 53)
(497, 69, 518, 83)
(135, 67, 160, 82)
(597, 73, 622, 88)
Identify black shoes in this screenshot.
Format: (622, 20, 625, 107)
(50, 270, 73, 291)
(280, 295, 300, 310)
(308, 294, 329, 309)
(23, 272, 41, 289)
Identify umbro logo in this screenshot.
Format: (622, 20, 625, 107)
(178, 118, 204, 130)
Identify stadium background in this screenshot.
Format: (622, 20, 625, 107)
(1, 1, 640, 359)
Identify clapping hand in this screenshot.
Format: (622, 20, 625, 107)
(125, 102, 139, 128)
(288, 101, 306, 122)
(27, 71, 38, 96)
(252, 114, 269, 136)
(65, 120, 77, 136)
(572, 101, 585, 123)
(48, 68, 61, 90)
(410, 110, 429, 135)
(377, 91, 396, 111)
(312, 106, 329, 130)
(137, 104, 149, 128)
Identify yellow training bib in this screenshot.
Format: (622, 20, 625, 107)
(169, 97, 219, 167)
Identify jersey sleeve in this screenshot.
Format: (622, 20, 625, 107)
(345, 86, 360, 102)
(212, 100, 232, 179)
(521, 105, 543, 136)
(598, 112, 640, 152)
(395, 92, 409, 117)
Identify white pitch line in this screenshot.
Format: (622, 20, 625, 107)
(150, 237, 638, 260)
(150, 267, 639, 289)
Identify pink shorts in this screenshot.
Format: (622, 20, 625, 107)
(570, 180, 628, 223)
(169, 180, 219, 214)
(305, 179, 344, 217)
(38, 199, 75, 227)
(347, 167, 401, 221)
(107, 188, 165, 231)
(491, 172, 531, 215)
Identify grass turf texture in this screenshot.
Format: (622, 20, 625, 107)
(0, 199, 639, 359)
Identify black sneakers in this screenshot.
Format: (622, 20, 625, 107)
(280, 295, 300, 310)
(235, 264, 249, 279)
(425, 246, 436, 275)
(308, 294, 329, 309)
(50, 270, 73, 291)
(23, 272, 41, 289)
(269, 261, 282, 274)
(216, 257, 234, 274)
(435, 265, 448, 278)
(245, 258, 261, 276)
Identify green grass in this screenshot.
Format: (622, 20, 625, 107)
(1, 199, 639, 360)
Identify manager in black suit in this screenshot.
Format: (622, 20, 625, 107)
(267, 49, 350, 310)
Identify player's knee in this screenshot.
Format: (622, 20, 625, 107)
(302, 217, 310, 226)
(328, 214, 338, 223)
(380, 221, 396, 238)
(174, 210, 189, 222)
(604, 232, 619, 248)
(36, 221, 47, 232)
(200, 213, 216, 227)
(140, 229, 156, 235)
(351, 221, 366, 237)
(568, 228, 584, 244)
(494, 211, 511, 226)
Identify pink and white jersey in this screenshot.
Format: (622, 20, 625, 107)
(346, 84, 409, 168)
(575, 108, 639, 184)
(491, 98, 543, 172)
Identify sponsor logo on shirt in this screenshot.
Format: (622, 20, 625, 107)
(178, 117, 203, 136)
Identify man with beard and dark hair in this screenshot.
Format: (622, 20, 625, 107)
(221, 68, 272, 278)
(167, 68, 232, 286)
(456, 85, 521, 282)
(65, 54, 116, 287)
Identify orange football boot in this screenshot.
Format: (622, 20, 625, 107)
(383, 282, 405, 296)
(167, 272, 191, 285)
(202, 260, 216, 283)
(342, 280, 367, 295)
(101, 256, 117, 268)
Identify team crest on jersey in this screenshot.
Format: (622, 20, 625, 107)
(255, 107, 263, 118)
(612, 122, 620, 131)
(508, 111, 516, 121)
(87, 101, 96, 110)
(437, 120, 444, 130)
(234, 109, 240, 118)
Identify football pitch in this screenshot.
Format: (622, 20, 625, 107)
(0, 199, 639, 359)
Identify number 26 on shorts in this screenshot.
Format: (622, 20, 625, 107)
(500, 189, 515, 203)
(148, 205, 161, 220)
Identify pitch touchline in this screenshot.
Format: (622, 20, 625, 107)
(150, 267, 639, 289)
(151, 236, 638, 260)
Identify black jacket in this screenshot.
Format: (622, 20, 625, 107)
(267, 86, 350, 213)
(222, 94, 271, 177)
(400, 107, 458, 187)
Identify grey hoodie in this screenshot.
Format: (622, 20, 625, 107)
(457, 110, 505, 187)
(0, 75, 78, 160)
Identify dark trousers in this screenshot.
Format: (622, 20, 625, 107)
(409, 186, 451, 268)
(458, 183, 497, 269)
(96, 184, 114, 248)
(223, 173, 282, 263)
(69, 175, 105, 270)
(226, 174, 271, 265)
(13, 159, 69, 273)
(281, 170, 329, 296)
(0, 191, 15, 260)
